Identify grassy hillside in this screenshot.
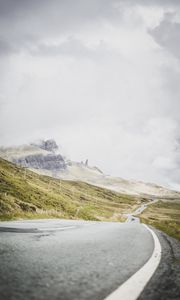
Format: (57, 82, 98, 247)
(140, 200, 180, 240)
(0, 158, 143, 221)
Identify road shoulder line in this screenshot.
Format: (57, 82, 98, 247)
(104, 224, 162, 300)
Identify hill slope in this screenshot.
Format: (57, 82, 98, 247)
(140, 200, 180, 240)
(1, 140, 180, 198)
(59, 162, 180, 198)
(0, 158, 144, 221)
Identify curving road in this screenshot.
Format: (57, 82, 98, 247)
(125, 199, 158, 223)
(0, 218, 179, 300)
(0, 219, 155, 300)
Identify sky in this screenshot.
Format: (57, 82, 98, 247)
(0, 0, 180, 190)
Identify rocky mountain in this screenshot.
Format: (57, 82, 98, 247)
(0, 140, 66, 176)
(0, 139, 180, 199)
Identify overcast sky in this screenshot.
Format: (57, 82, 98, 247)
(0, 0, 180, 189)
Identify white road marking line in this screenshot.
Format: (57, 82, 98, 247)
(104, 225, 162, 300)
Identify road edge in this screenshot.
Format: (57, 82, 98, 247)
(104, 224, 162, 300)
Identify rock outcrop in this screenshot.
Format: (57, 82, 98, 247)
(2, 139, 66, 172)
(12, 153, 65, 170)
(38, 139, 58, 152)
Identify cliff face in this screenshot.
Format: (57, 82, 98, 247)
(1, 139, 66, 172)
(12, 153, 66, 170)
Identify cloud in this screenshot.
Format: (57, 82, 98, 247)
(28, 37, 110, 61)
(149, 12, 180, 59)
(0, 38, 16, 55)
(0, 0, 180, 189)
(0, 0, 124, 59)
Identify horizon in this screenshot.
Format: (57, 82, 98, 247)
(0, 137, 179, 192)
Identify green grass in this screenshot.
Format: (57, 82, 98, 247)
(1, 157, 180, 240)
(140, 200, 180, 240)
(0, 158, 142, 221)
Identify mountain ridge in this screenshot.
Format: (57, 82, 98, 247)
(0, 139, 180, 199)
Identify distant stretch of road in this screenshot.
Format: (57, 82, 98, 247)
(0, 218, 179, 300)
(126, 199, 158, 223)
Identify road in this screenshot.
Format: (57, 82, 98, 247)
(0, 219, 154, 300)
(0, 219, 179, 300)
(125, 199, 158, 223)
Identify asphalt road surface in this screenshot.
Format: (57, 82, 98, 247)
(125, 199, 158, 223)
(0, 219, 179, 300)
